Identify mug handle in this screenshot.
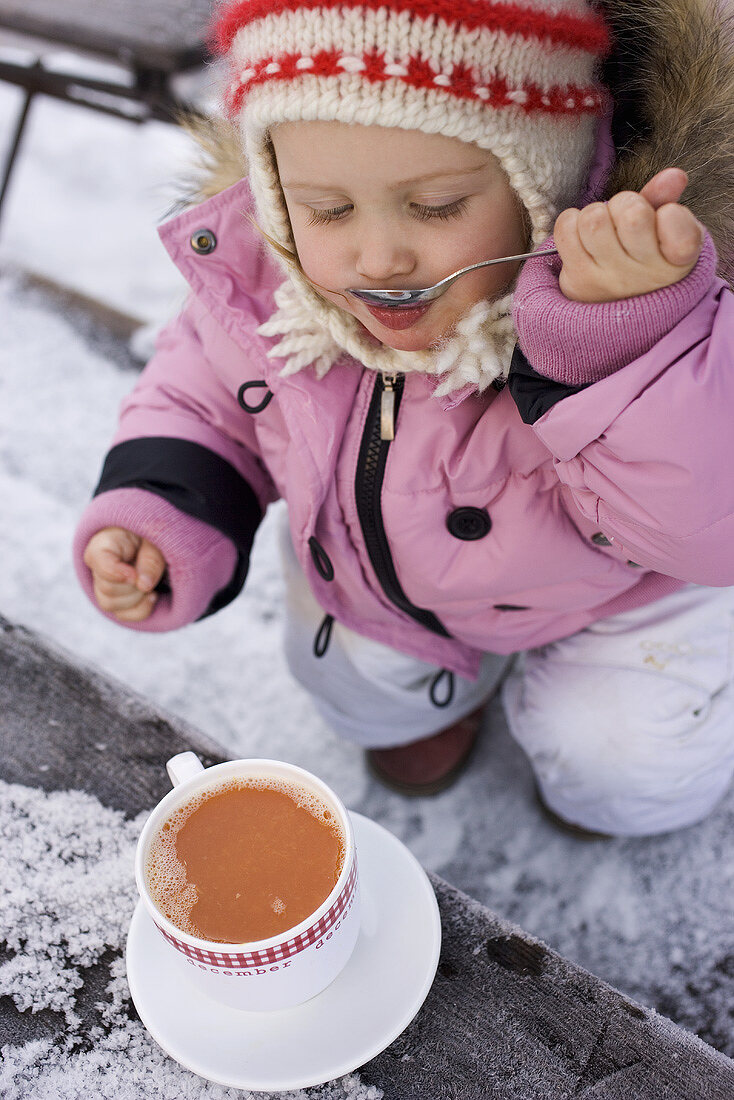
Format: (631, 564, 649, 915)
(166, 751, 205, 788)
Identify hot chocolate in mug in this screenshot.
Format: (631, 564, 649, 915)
(134, 753, 360, 1011)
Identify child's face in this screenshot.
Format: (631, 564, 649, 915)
(271, 121, 530, 353)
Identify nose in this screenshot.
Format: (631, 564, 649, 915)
(354, 219, 416, 284)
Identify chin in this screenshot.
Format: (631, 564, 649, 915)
(352, 316, 429, 352)
(373, 330, 435, 353)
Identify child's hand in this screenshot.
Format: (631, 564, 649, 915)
(555, 168, 705, 303)
(83, 527, 166, 622)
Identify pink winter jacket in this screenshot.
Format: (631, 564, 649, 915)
(73, 145, 734, 681)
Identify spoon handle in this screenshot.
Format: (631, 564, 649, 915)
(348, 247, 559, 305)
(449, 247, 558, 282)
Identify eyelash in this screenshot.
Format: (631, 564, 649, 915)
(411, 198, 469, 222)
(305, 198, 469, 226)
(306, 205, 351, 226)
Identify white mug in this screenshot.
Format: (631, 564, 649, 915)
(134, 753, 360, 1011)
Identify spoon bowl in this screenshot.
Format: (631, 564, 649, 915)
(348, 247, 558, 308)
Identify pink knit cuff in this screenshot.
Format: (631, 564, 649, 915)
(512, 231, 718, 385)
(73, 488, 239, 632)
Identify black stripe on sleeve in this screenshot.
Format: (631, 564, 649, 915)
(93, 437, 263, 618)
(507, 345, 589, 425)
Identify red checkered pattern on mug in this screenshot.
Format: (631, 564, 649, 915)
(156, 858, 358, 968)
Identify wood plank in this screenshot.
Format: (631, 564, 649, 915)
(0, 614, 227, 815)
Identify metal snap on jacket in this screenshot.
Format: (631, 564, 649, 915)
(591, 532, 612, 547)
(237, 380, 273, 413)
(190, 228, 217, 254)
(446, 507, 492, 541)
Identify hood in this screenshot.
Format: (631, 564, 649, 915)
(597, 0, 734, 280)
(180, 0, 734, 281)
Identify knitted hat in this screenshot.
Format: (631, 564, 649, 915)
(211, 0, 612, 394)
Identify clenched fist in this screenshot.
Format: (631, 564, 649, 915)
(83, 527, 166, 622)
(555, 167, 705, 303)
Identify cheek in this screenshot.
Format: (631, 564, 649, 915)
(284, 207, 337, 282)
(449, 260, 521, 310)
(291, 234, 356, 311)
(295, 235, 345, 290)
(289, 227, 316, 275)
(473, 196, 528, 253)
(437, 211, 524, 281)
(481, 220, 525, 257)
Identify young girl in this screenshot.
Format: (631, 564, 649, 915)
(75, 0, 734, 835)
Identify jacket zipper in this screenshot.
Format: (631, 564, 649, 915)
(380, 372, 397, 441)
(355, 372, 451, 638)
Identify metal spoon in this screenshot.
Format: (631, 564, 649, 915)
(348, 247, 558, 308)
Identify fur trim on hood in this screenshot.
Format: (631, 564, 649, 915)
(597, 0, 734, 279)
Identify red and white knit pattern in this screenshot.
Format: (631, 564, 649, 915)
(215, 0, 609, 120)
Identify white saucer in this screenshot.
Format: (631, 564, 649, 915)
(126, 811, 441, 1092)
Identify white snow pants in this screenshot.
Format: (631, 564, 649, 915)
(280, 520, 734, 835)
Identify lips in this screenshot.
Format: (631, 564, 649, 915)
(363, 302, 432, 330)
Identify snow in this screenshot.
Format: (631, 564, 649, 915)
(0, 783, 141, 1030)
(0, 782, 382, 1100)
(1, 41, 734, 1093)
(0, 52, 198, 323)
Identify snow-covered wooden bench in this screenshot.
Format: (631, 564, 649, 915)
(2, 613, 734, 1098)
(0, 0, 212, 216)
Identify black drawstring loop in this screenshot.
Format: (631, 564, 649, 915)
(429, 668, 455, 708)
(308, 537, 335, 581)
(313, 614, 334, 658)
(237, 380, 274, 413)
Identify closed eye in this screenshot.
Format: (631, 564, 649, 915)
(410, 198, 469, 222)
(305, 197, 469, 226)
(306, 205, 352, 226)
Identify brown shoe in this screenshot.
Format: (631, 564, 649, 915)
(366, 708, 483, 796)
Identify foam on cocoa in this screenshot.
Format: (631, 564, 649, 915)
(145, 775, 345, 942)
